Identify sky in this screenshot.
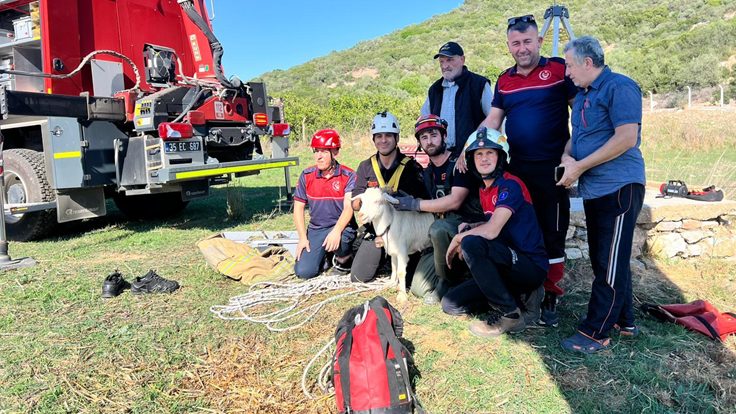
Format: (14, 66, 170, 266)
(211, 0, 460, 80)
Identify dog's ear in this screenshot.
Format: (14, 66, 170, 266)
(382, 193, 399, 204)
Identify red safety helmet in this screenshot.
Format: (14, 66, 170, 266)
(414, 114, 448, 138)
(311, 129, 341, 150)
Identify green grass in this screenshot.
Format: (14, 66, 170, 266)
(1, 122, 735, 412)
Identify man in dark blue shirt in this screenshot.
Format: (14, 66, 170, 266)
(442, 127, 547, 338)
(479, 14, 577, 328)
(294, 129, 357, 279)
(557, 36, 646, 354)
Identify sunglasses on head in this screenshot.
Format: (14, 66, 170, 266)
(507, 15, 535, 25)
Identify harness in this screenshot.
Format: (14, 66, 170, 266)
(423, 156, 457, 219)
(370, 155, 409, 192)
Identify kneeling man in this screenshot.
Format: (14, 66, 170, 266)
(443, 127, 548, 337)
(294, 129, 357, 279)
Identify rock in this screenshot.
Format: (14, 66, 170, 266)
(633, 227, 648, 245)
(565, 226, 575, 240)
(565, 241, 577, 248)
(702, 220, 719, 229)
(648, 233, 687, 258)
(582, 250, 590, 260)
(712, 237, 736, 257)
(681, 230, 709, 244)
(575, 229, 588, 240)
(631, 245, 642, 258)
(565, 248, 583, 260)
(577, 243, 589, 250)
(655, 221, 682, 232)
(686, 243, 702, 257)
(682, 220, 702, 230)
(570, 211, 586, 227)
(631, 258, 647, 270)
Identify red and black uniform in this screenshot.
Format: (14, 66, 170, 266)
(441, 172, 547, 315)
(492, 56, 576, 296)
(293, 163, 357, 279)
(351, 151, 429, 283)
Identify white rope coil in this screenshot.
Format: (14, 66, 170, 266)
(209, 274, 390, 332)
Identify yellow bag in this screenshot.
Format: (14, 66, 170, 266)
(197, 234, 295, 285)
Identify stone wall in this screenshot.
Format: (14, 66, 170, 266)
(564, 189, 736, 264)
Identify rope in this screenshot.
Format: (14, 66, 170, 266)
(302, 337, 335, 400)
(211, 275, 391, 400)
(209, 274, 390, 332)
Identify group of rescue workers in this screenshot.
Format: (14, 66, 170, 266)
(292, 15, 646, 355)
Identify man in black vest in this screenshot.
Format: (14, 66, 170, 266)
(350, 112, 430, 283)
(421, 42, 493, 158)
(392, 115, 485, 304)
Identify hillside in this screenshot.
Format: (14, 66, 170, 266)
(254, 0, 736, 140)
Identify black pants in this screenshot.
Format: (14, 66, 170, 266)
(508, 159, 569, 294)
(579, 183, 645, 340)
(441, 236, 547, 315)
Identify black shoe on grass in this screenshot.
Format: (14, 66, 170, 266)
(131, 270, 179, 295)
(102, 270, 126, 298)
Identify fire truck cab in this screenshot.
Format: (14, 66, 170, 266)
(0, 0, 297, 241)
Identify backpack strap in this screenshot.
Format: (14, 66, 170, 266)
(423, 167, 433, 199)
(693, 315, 723, 341)
(444, 156, 457, 195)
(369, 298, 426, 413)
(336, 324, 355, 411)
(371, 155, 410, 192)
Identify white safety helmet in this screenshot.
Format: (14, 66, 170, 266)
(371, 111, 400, 136)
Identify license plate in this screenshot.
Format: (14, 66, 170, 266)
(164, 141, 201, 153)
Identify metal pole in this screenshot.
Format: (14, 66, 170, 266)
(552, 16, 561, 57)
(648, 91, 654, 113)
(687, 86, 691, 109)
(0, 132, 37, 271)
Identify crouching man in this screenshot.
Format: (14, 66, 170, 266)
(351, 112, 430, 283)
(443, 127, 548, 338)
(391, 115, 485, 304)
(294, 129, 357, 279)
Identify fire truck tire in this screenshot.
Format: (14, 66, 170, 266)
(3, 149, 57, 241)
(112, 192, 190, 220)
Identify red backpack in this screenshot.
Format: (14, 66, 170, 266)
(642, 300, 736, 341)
(332, 296, 426, 414)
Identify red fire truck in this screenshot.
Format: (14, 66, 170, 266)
(0, 0, 297, 241)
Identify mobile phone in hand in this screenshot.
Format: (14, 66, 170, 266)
(554, 166, 566, 182)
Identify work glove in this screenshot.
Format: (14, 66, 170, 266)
(392, 195, 421, 212)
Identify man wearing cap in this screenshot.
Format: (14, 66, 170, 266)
(294, 129, 357, 279)
(421, 42, 493, 158)
(478, 14, 577, 328)
(391, 115, 485, 304)
(350, 112, 430, 284)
